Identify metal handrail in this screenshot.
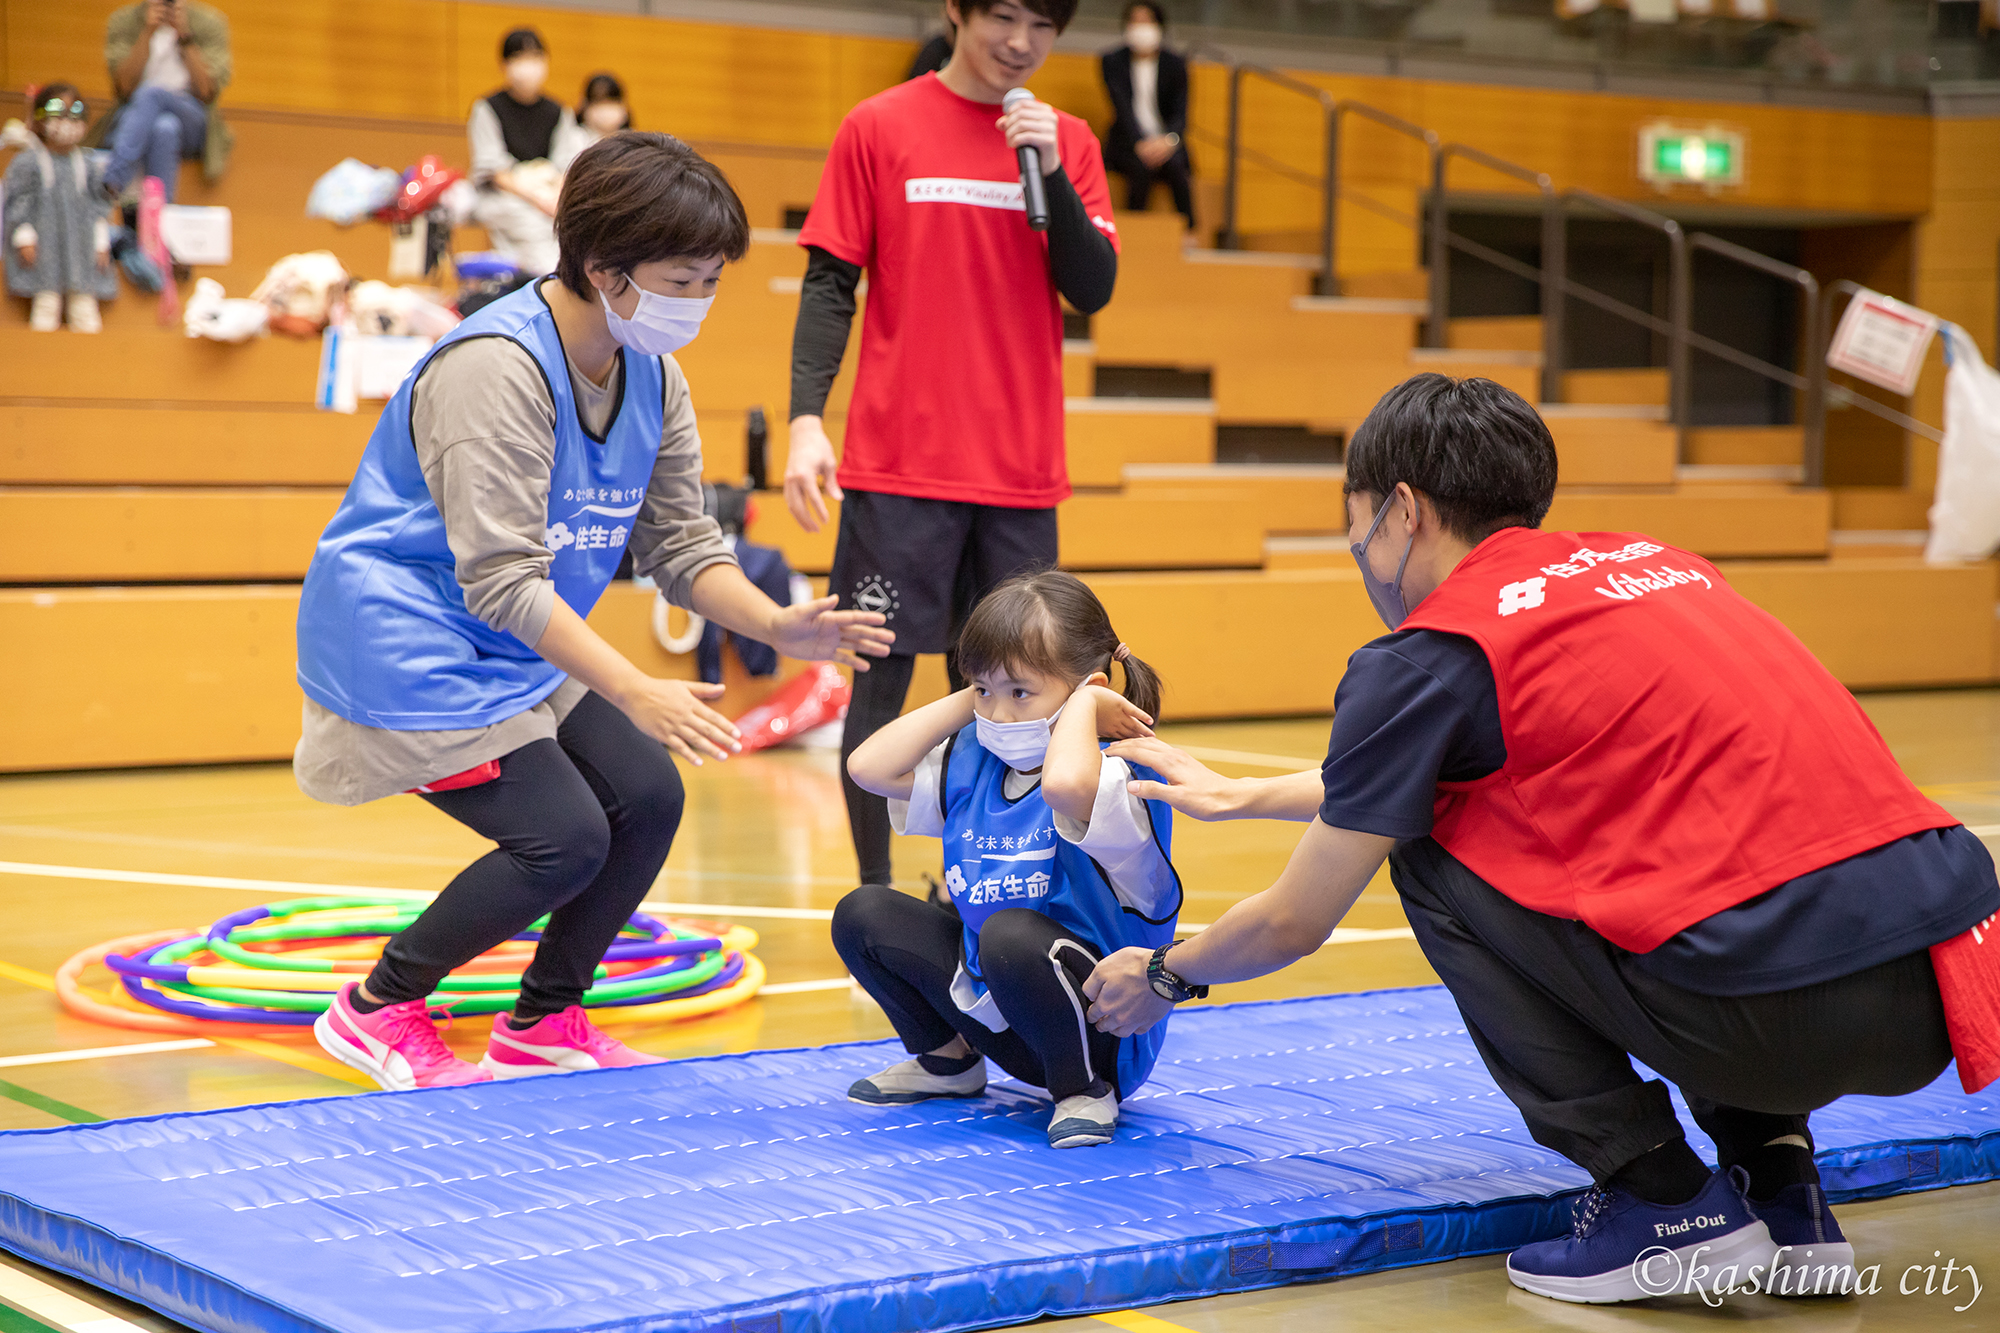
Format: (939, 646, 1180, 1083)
(1681, 233, 1825, 484)
(1211, 66, 1940, 470)
(1431, 144, 1560, 401)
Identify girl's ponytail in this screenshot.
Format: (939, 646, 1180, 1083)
(1112, 644, 1163, 722)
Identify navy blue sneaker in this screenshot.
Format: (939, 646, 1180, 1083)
(1508, 1168, 1779, 1303)
(1748, 1183, 1857, 1297)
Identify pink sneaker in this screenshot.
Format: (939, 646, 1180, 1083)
(480, 1006, 666, 1078)
(313, 982, 492, 1091)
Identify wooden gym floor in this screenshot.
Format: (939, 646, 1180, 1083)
(1, 694, 1997, 1330)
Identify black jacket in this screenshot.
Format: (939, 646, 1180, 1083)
(1099, 46, 1188, 155)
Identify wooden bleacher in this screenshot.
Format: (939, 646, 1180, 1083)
(0, 4, 1991, 772)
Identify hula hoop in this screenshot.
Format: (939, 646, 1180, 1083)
(57, 898, 765, 1036)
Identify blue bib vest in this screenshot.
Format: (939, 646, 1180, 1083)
(296, 283, 666, 730)
(939, 725, 1182, 1091)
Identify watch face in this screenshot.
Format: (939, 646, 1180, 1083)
(1148, 974, 1179, 1002)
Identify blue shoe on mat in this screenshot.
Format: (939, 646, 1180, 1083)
(1507, 1168, 1778, 1303)
(1748, 1183, 1857, 1297)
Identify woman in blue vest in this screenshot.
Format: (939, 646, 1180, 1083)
(837, 570, 1182, 1149)
(297, 132, 894, 1091)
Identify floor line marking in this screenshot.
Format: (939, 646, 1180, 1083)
(1173, 745, 1317, 770)
(0, 1264, 148, 1333)
(1091, 1310, 1204, 1333)
(0, 861, 839, 920)
(0, 1303, 63, 1333)
(0, 1040, 214, 1069)
(0, 1079, 103, 1125)
(757, 978, 854, 996)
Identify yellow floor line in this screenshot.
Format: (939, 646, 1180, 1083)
(0, 957, 369, 1090)
(0, 1262, 148, 1333)
(1092, 1310, 1203, 1333)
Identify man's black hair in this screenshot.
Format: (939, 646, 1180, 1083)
(1343, 374, 1559, 543)
(500, 28, 547, 61)
(955, 0, 1081, 33)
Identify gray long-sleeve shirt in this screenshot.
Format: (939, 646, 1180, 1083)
(293, 332, 736, 806)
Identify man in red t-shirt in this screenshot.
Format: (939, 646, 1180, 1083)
(785, 0, 1119, 891)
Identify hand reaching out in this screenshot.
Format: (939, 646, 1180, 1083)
(764, 595, 895, 670)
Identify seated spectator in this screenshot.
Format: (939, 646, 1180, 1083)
(7, 83, 118, 333)
(93, 0, 233, 204)
(1099, 2, 1193, 231)
(575, 73, 632, 148)
(905, 16, 954, 81)
(468, 28, 581, 277)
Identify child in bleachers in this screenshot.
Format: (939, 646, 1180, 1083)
(837, 570, 1185, 1149)
(5, 84, 117, 333)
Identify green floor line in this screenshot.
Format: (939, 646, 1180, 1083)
(0, 1079, 103, 1125)
(0, 1301, 66, 1333)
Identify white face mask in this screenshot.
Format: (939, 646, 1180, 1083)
(43, 119, 86, 150)
(504, 56, 548, 98)
(600, 276, 713, 356)
(1125, 22, 1163, 55)
(975, 703, 1065, 770)
(583, 102, 626, 134)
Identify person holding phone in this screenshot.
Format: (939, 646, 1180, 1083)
(95, 0, 232, 203)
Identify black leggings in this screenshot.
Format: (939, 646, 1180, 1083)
(831, 885, 1121, 1101)
(365, 691, 684, 1019)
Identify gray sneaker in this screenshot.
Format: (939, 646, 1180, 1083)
(1047, 1088, 1119, 1148)
(848, 1057, 987, 1105)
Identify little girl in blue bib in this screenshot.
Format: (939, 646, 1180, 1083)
(837, 569, 1182, 1148)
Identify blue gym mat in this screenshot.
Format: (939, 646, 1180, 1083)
(2, 987, 1997, 1333)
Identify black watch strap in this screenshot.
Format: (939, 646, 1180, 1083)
(1147, 943, 1209, 1003)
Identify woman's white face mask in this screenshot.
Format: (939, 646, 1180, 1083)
(1125, 22, 1163, 55)
(583, 102, 626, 134)
(600, 273, 713, 356)
(504, 56, 548, 98)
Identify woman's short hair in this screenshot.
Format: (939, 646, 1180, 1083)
(500, 28, 547, 61)
(553, 132, 750, 299)
(1342, 374, 1559, 543)
(1122, 1, 1168, 26)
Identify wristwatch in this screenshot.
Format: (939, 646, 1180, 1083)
(1146, 943, 1208, 1003)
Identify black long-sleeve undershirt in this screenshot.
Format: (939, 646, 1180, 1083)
(787, 166, 1118, 422)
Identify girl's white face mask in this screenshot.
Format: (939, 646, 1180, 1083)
(583, 102, 627, 134)
(975, 703, 1065, 770)
(600, 276, 713, 356)
(1125, 23, 1163, 55)
(43, 119, 86, 150)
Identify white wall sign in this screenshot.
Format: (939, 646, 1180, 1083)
(1826, 289, 1942, 397)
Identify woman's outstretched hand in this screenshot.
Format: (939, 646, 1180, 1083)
(764, 595, 895, 670)
(615, 677, 740, 766)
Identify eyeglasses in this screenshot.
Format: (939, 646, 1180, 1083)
(34, 97, 88, 121)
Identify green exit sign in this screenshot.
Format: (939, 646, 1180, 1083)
(1638, 123, 1745, 188)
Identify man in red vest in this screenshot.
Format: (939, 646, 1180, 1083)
(1083, 373, 2000, 1304)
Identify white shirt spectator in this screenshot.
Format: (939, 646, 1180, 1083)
(142, 24, 192, 94)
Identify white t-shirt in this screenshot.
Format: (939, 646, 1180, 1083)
(1131, 55, 1163, 140)
(142, 25, 192, 95)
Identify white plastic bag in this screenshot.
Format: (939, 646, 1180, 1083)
(182, 277, 269, 343)
(306, 158, 402, 225)
(1926, 324, 2000, 563)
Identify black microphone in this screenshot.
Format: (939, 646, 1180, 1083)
(1002, 87, 1050, 232)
